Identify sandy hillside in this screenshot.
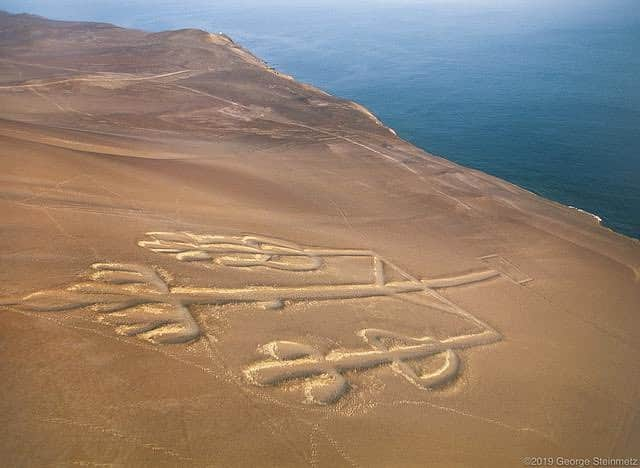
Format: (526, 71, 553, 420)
(1, 11, 639, 467)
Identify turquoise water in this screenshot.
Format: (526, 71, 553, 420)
(2, 0, 639, 238)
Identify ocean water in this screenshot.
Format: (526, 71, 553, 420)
(2, 0, 639, 238)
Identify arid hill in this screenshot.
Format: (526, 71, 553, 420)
(1, 11, 639, 467)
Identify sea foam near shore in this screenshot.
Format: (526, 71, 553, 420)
(568, 205, 603, 224)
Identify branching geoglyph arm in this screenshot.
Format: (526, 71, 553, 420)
(138, 232, 323, 271)
(15, 263, 200, 344)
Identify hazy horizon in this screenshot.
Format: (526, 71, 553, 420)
(1, 0, 638, 237)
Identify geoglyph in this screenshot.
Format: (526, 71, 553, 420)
(6, 232, 529, 404)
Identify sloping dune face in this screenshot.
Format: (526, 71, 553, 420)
(1, 11, 639, 467)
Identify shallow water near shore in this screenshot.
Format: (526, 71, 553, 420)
(2, 0, 639, 238)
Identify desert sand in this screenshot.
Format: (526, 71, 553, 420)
(1, 11, 639, 467)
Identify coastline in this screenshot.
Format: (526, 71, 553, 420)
(1, 12, 639, 466)
(568, 205, 603, 224)
(4, 10, 636, 240)
(221, 31, 636, 241)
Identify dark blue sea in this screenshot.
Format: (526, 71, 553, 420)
(2, 0, 639, 238)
